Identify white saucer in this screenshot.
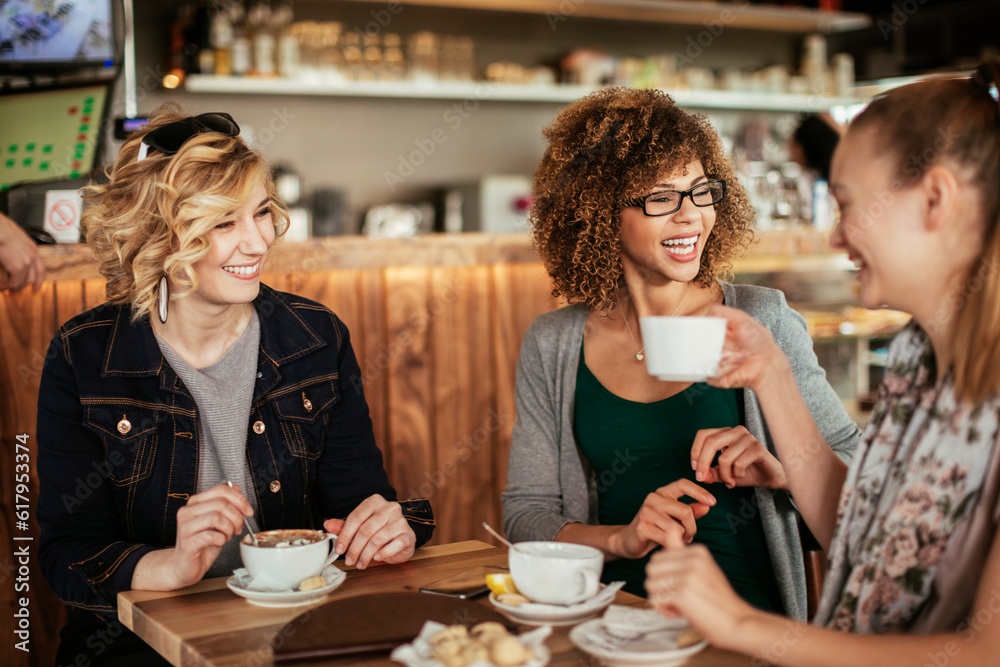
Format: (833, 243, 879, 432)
(488, 588, 614, 626)
(226, 565, 346, 608)
(569, 618, 707, 666)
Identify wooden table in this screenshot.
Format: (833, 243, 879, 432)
(118, 540, 753, 666)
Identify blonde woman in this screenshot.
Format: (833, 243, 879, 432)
(646, 60, 1000, 664)
(36, 106, 433, 664)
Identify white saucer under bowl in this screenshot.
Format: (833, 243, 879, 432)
(226, 565, 346, 608)
(488, 587, 613, 626)
(569, 617, 708, 666)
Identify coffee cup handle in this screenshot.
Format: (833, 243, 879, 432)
(576, 568, 600, 602)
(323, 535, 340, 567)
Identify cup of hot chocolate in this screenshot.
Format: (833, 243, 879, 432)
(239, 528, 338, 590)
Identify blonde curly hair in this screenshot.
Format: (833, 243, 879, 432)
(81, 103, 289, 322)
(531, 87, 755, 311)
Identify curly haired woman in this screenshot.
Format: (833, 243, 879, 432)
(36, 105, 433, 664)
(501, 87, 859, 618)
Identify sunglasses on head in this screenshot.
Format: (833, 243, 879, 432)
(136, 112, 240, 162)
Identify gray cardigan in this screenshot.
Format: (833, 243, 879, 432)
(501, 282, 860, 620)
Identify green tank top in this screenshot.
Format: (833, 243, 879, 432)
(574, 342, 784, 613)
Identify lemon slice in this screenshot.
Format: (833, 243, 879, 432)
(485, 573, 519, 596)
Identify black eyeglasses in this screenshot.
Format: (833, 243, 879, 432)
(623, 179, 727, 216)
(137, 112, 240, 161)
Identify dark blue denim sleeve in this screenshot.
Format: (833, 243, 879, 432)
(36, 332, 156, 619)
(316, 314, 434, 547)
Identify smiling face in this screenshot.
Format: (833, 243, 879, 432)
(619, 160, 716, 285)
(829, 126, 987, 318)
(184, 185, 275, 310)
(829, 128, 929, 311)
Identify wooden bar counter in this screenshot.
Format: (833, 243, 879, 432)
(1, 229, 835, 667)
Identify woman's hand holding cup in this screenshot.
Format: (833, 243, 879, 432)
(704, 305, 791, 392)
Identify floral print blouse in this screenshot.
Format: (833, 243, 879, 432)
(813, 322, 1000, 633)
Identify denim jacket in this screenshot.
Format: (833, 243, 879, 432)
(37, 285, 434, 620)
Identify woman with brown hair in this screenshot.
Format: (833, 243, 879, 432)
(501, 87, 859, 618)
(645, 60, 1000, 662)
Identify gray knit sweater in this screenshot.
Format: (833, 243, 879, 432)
(501, 282, 861, 620)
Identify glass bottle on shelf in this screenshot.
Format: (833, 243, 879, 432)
(382, 33, 405, 81)
(296, 21, 321, 82)
(341, 30, 363, 81)
(439, 36, 458, 80)
(210, 3, 234, 76)
(319, 22, 344, 83)
(361, 33, 381, 82)
(407, 31, 439, 83)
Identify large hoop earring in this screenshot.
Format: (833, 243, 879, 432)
(157, 275, 169, 324)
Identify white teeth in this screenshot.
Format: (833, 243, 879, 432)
(223, 263, 259, 275)
(852, 257, 864, 269)
(662, 236, 698, 254)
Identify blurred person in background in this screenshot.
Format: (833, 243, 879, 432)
(0, 211, 44, 292)
(790, 113, 842, 181)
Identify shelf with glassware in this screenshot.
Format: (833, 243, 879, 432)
(333, 0, 872, 34)
(183, 75, 864, 112)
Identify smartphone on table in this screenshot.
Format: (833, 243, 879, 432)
(418, 565, 509, 599)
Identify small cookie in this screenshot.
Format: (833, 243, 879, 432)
(676, 627, 703, 648)
(497, 593, 529, 606)
(471, 621, 509, 644)
(460, 642, 490, 665)
(297, 575, 327, 591)
(430, 625, 469, 646)
(489, 635, 531, 666)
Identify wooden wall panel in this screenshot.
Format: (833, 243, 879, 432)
(356, 270, 390, 474)
(429, 265, 497, 544)
(491, 263, 562, 530)
(0, 284, 61, 667)
(83, 278, 107, 312)
(383, 267, 436, 530)
(1, 257, 562, 664)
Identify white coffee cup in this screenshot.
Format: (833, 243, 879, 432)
(239, 528, 338, 590)
(639, 316, 727, 382)
(508, 542, 603, 605)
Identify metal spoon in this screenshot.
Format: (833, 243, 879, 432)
(482, 522, 515, 550)
(227, 481, 258, 546)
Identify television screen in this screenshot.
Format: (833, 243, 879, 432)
(0, 82, 109, 190)
(0, 0, 115, 67)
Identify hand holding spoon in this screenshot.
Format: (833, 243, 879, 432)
(227, 481, 258, 546)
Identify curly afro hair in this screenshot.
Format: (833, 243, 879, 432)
(531, 87, 755, 311)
